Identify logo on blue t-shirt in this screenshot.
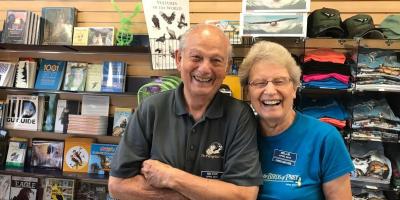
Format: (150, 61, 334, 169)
(272, 149, 297, 166)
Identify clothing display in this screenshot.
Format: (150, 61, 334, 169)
(111, 83, 263, 186)
(258, 112, 354, 200)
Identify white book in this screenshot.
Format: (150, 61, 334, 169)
(81, 95, 109, 117)
(5, 95, 40, 131)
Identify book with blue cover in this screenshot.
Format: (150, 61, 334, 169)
(34, 59, 66, 90)
(100, 61, 126, 93)
(88, 143, 117, 175)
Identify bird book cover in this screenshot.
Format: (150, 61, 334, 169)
(85, 63, 103, 92)
(5, 137, 28, 171)
(9, 176, 38, 200)
(42, 177, 75, 200)
(142, 0, 190, 70)
(31, 139, 64, 170)
(63, 137, 95, 173)
(112, 107, 132, 137)
(88, 143, 117, 175)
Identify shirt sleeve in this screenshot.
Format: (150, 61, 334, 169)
(221, 104, 263, 186)
(320, 127, 355, 183)
(110, 104, 152, 178)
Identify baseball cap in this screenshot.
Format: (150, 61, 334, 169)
(343, 14, 385, 39)
(380, 15, 400, 39)
(307, 7, 345, 38)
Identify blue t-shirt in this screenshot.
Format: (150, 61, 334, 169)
(258, 112, 354, 200)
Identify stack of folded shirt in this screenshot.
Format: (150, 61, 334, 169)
(352, 97, 400, 142)
(298, 97, 349, 129)
(302, 48, 352, 89)
(357, 47, 400, 91)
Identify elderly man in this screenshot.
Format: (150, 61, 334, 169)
(109, 24, 262, 200)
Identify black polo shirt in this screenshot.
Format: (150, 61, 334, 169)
(111, 83, 263, 186)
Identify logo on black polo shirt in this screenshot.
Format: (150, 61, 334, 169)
(201, 142, 223, 159)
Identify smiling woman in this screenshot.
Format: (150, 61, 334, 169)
(239, 41, 355, 200)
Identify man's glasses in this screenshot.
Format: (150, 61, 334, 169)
(248, 77, 292, 89)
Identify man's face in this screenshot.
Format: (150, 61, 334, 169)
(176, 29, 229, 100)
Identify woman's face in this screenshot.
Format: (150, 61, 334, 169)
(247, 60, 297, 123)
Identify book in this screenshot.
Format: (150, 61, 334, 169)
(41, 7, 77, 45)
(63, 62, 88, 91)
(88, 143, 117, 175)
(5, 137, 28, 171)
(0, 101, 6, 128)
(88, 27, 115, 46)
(31, 139, 64, 170)
(14, 59, 37, 89)
(76, 181, 112, 200)
(9, 175, 39, 200)
(40, 93, 58, 132)
(72, 27, 89, 46)
(81, 95, 109, 117)
(101, 61, 126, 93)
(63, 137, 95, 173)
(54, 100, 81, 133)
(34, 59, 66, 90)
(85, 64, 103, 92)
(0, 174, 11, 200)
(0, 62, 14, 87)
(112, 107, 132, 136)
(0, 129, 9, 169)
(2, 10, 32, 44)
(4, 95, 41, 131)
(43, 177, 75, 200)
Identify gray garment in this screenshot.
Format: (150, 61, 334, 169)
(110, 83, 263, 186)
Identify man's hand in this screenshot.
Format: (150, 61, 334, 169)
(141, 159, 177, 189)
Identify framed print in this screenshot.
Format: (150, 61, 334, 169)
(243, 0, 310, 13)
(240, 13, 307, 37)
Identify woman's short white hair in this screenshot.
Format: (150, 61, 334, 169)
(238, 41, 301, 87)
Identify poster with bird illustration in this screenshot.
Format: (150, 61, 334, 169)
(142, 0, 190, 70)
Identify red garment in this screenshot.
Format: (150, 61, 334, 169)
(304, 49, 346, 64)
(303, 73, 350, 84)
(320, 117, 346, 129)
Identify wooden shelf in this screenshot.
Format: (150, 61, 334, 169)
(0, 168, 108, 184)
(8, 129, 121, 144)
(0, 43, 150, 54)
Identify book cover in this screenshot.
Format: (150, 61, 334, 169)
(14, 61, 29, 88)
(40, 93, 58, 132)
(0, 101, 6, 128)
(43, 177, 75, 200)
(63, 62, 88, 91)
(5, 95, 40, 131)
(9, 176, 38, 200)
(88, 27, 114, 46)
(112, 107, 132, 136)
(42, 7, 77, 45)
(76, 181, 111, 200)
(88, 143, 117, 175)
(101, 61, 126, 93)
(2, 10, 31, 44)
(0, 62, 13, 87)
(34, 59, 66, 90)
(5, 137, 28, 170)
(0, 174, 11, 200)
(54, 100, 81, 133)
(85, 64, 103, 92)
(72, 27, 89, 46)
(63, 137, 94, 173)
(31, 139, 64, 170)
(0, 129, 9, 169)
(81, 95, 109, 117)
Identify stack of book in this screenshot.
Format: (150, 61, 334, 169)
(1, 10, 41, 44)
(0, 62, 16, 87)
(67, 115, 108, 135)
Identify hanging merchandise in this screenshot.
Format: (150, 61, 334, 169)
(142, 0, 190, 70)
(110, 0, 141, 46)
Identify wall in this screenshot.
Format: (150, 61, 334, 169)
(0, 0, 398, 77)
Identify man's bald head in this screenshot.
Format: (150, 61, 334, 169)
(178, 24, 232, 60)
